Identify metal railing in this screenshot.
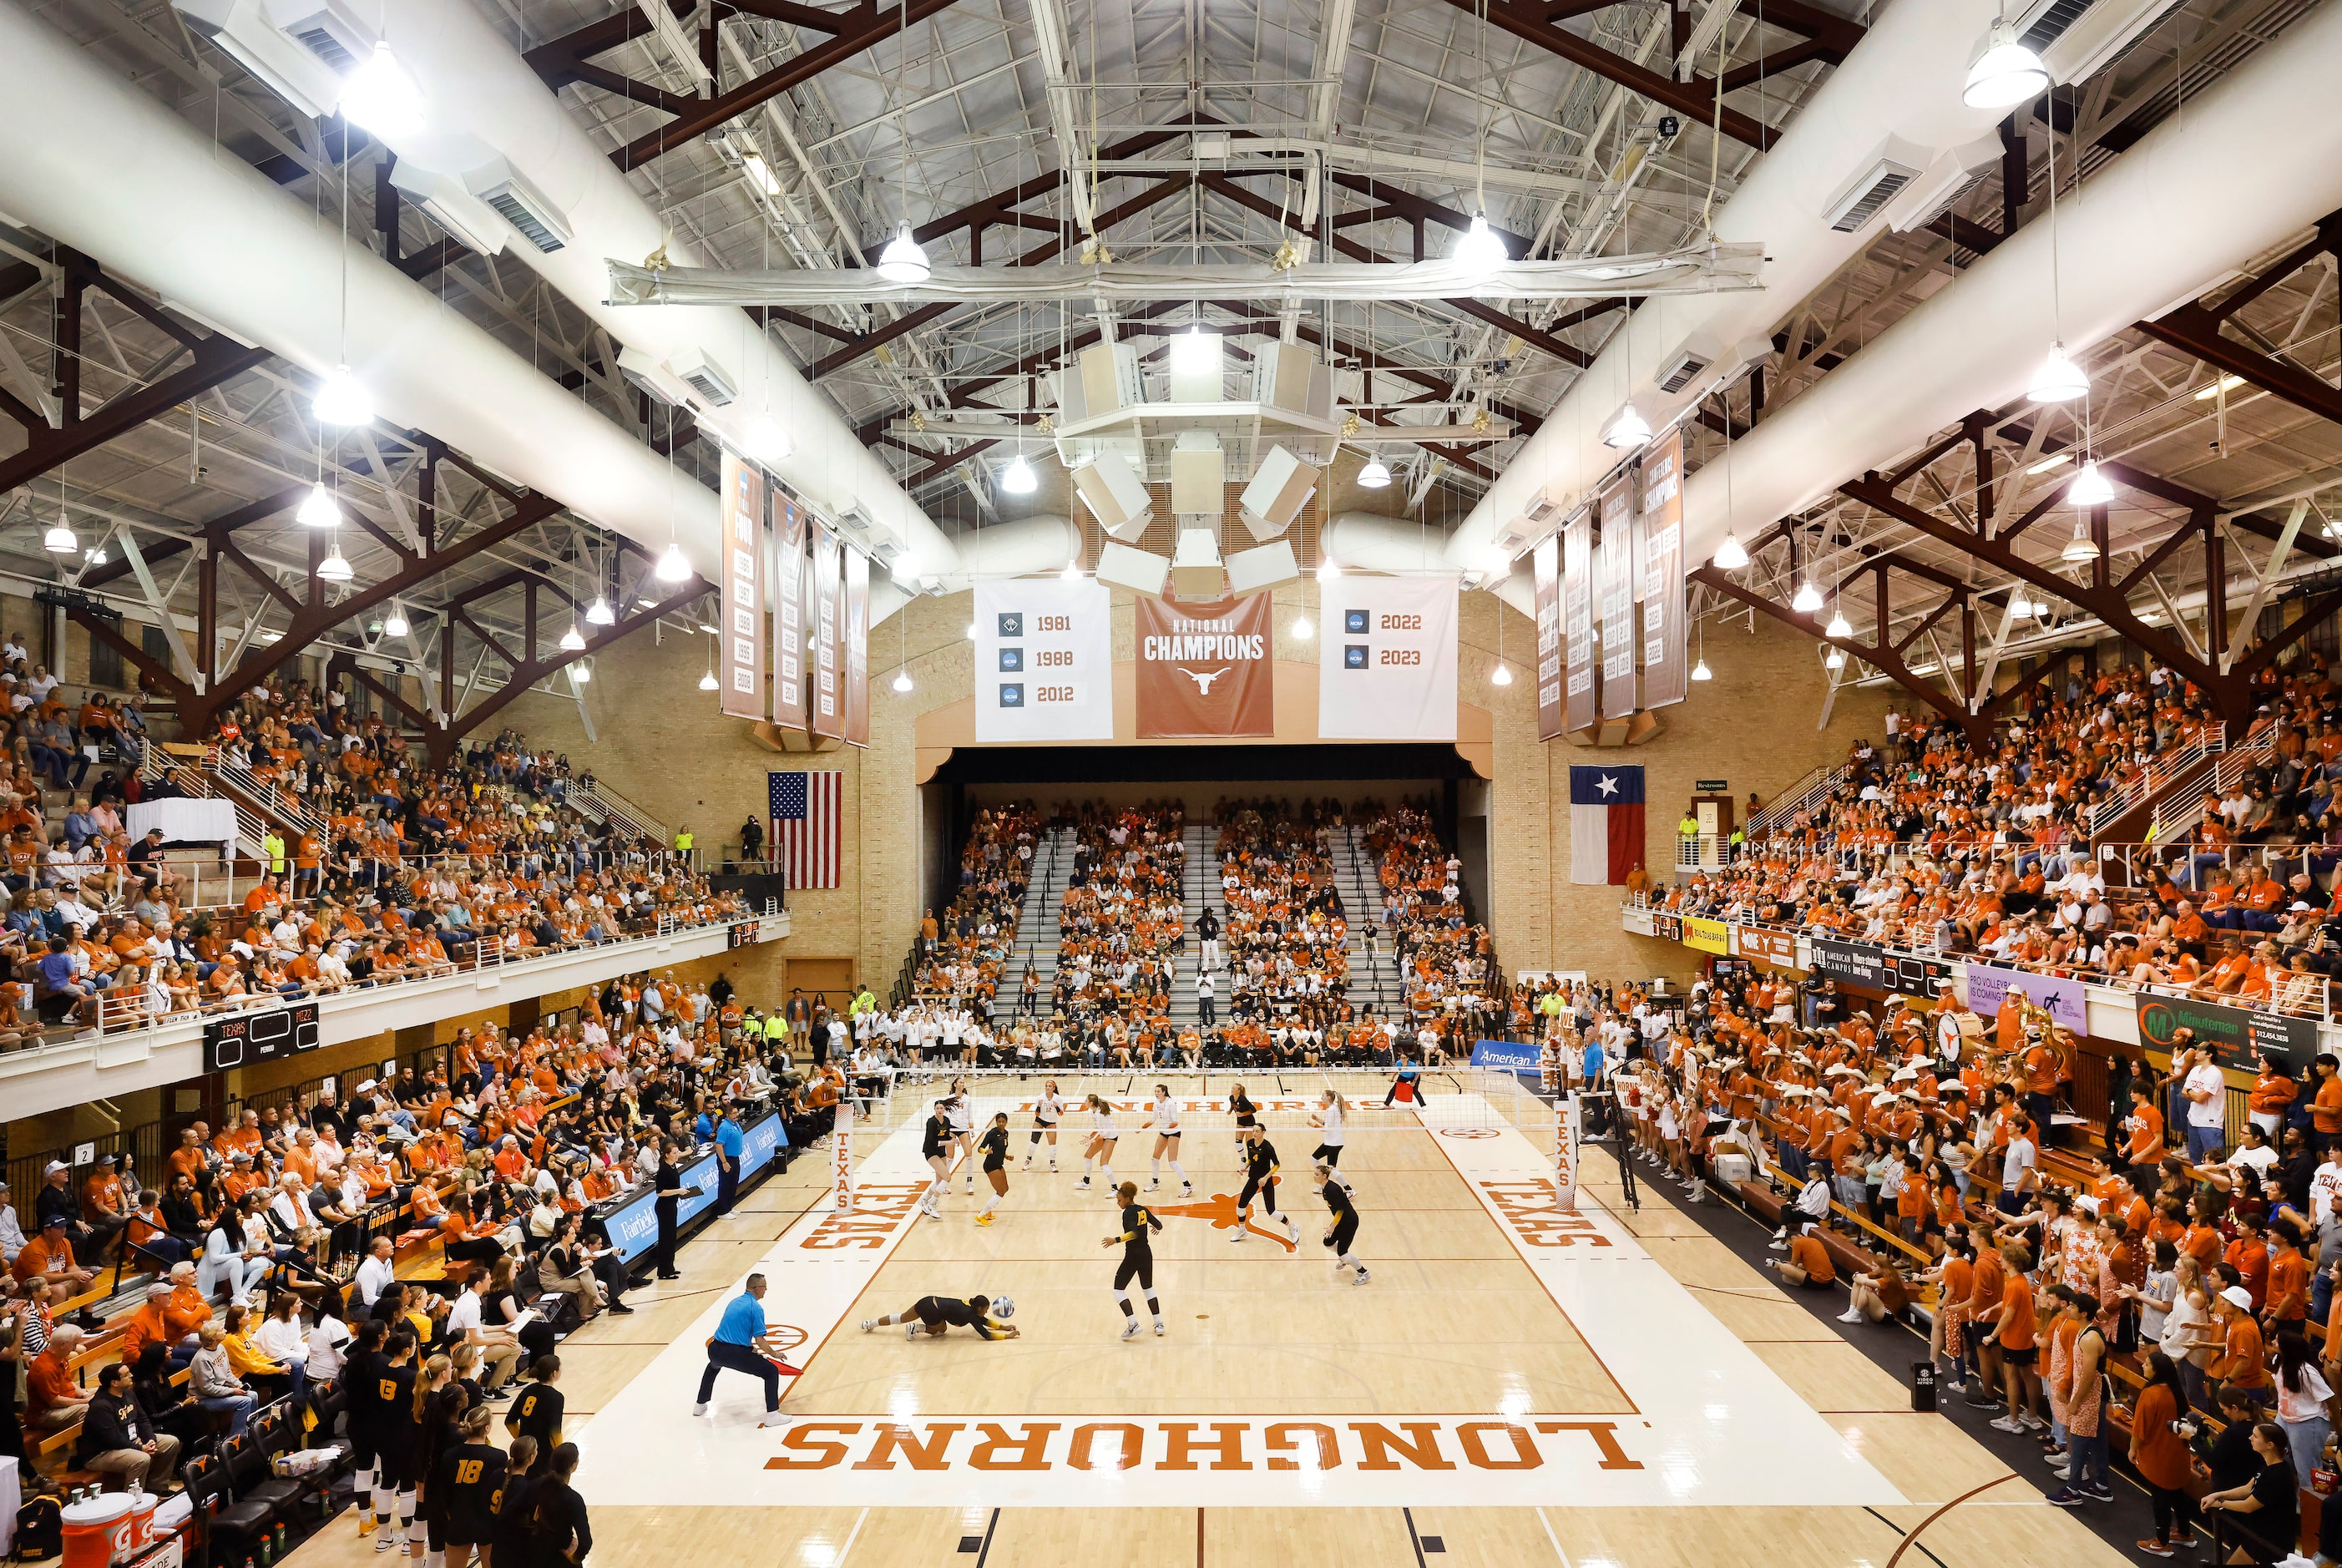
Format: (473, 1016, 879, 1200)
(202, 744, 333, 841)
(139, 746, 267, 861)
(2087, 729, 2224, 839)
(2151, 740, 2274, 841)
(1745, 763, 1846, 837)
(577, 779, 669, 847)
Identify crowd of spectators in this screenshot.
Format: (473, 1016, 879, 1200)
(1212, 797, 1350, 1021)
(1049, 802, 1184, 1023)
(909, 802, 1038, 1009)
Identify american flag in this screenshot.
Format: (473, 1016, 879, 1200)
(769, 771, 842, 888)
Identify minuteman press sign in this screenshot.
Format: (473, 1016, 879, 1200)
(1135, 594, 1272, 738)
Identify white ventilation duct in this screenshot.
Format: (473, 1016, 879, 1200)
(1684, 0, 2342, 552)
(1443, 0, 2031, 569)
(369, 0, 962, 574)
(0, 0, 716, 569)
(1323, 511, 1530, 615)
(928, 514, 1083, 593)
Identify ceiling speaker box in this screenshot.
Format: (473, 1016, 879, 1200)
(1079, 341, 1145, 415)
(1227, 539, 1299, 596)
(1171, 529, 1227, 600)
(1239, 444, 1318, 541)
(1071, 449, 1154, 542)
(1095, 541, 1170, 597)
(1169, 433, 1224, 515)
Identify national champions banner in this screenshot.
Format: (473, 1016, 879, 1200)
(1597, 474, 1636, 720)
(1318, 574, 1458, 741)
(1562, 513, 1596, 734)
(1638, 429, 1687, 709)
(717, 452, 764, 720)
(1534, 534, 1564, 741)
(1135, 594, 1272, 738)
(974, 577, 1114, 741)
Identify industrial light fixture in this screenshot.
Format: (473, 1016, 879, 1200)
(655, 542, 691, 582)
(2028, 342, 2088, 403)
(1356, 457, 1391, 489)
(43, 518, 76, 554)
(1824, 647, 1846, 670)
(2060, 514, 2102, 564)
(1691, 656, 1712, 681)
(700, 667, 721, 691)
(1000, 453, 1038, 494)
(1791, 579, 1824, 615)
(1824, 608, 1852, 639)
(317, 543, 354, 583)
(890, 667, 914, 694)
(875, 225, 932, 284)
(1060, 558, 1081, 581)
(1171, 325, 1218, 373)
(572, 662, 592, 684)
(1960, 12, 2050, 109)
(1292, 615, 1314, 640)
(1316, 558, 1340, 584)
(2066, 459, 2115, 508)
(1490, 662, 1513, 686)
(745, 414, 792, 462)
(1712, 533, 1748, 569)
(1454, 213, 1507, 273)
(2007, 594, 2033, 618)
(383, 605, 409, 638)
(83, 545, 107, 566)
(964, 621, 978, 640)
(559, 623, 586, 652)
(1602, 401, 1652, 451)
(585, 594, 615, 626)
(741, 153, 782, 198)
(2194, 375, 2246, 402)
(338, 41, 425, 139)
(311, 366, 374, 427)
(297, 483, 341, 528)
(2026, 453, 2072, 476)
(696, 621, 719, 635)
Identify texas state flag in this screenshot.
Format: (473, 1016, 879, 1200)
(1570, 765, 1646, 886)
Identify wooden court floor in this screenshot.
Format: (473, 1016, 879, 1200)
(280, 1080, 2132, 1568)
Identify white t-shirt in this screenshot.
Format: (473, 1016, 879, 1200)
(2183, 1064, 2228, 1128)
(447, 1291, 485, 1336)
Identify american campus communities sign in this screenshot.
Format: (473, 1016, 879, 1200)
(1809, 935, 1955, 999)
(2134, 991, 2320, 1069)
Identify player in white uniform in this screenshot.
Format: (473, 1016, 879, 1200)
(1077, 1095, 1120, 1194)
(1308, 1090, 1348, 1168)
(1024, 1081, 1065, 1171)
(945, 1082, 977, 1191)
(1143, 1086, 1193, 1195)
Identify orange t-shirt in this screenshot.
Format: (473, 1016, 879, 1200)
(1997, 1272, 2037, 1350)
(1788, 1233, 1837, 1285)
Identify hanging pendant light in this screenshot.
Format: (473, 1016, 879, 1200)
(1316, 559, 1341, 584)
(297, 483, 341, 528)
(655, 542, 691, 583)
(43, 516, 76, 554)
(1602, 401, 1652, 451)
(312, 366, 374, 427)
(340, 40, 425, 137)
(1960, 13, 2050, 109)
(1691, 657, 1712, 681)
(964, 621, 979, 640)
(1356, 457, 1392, 489)
(1454, 214, 1507, 273)
(999, 453, 1037, 494)
(572, 662, 592, 685)
(1060, 559, 1081, 581)
(383, 605, 409, 638)
(2060, 514, 2102, 564)
(1824, 608, 1852, 639)
(585, 594, 615, 626)
(559, 624, 586, 652)
(1490, 663, 1513, 686)
(1712, 533, 1749, 569)
(1791, 579, 1824, 615)
(699, 667, 720, 691)
(2066, 459, 2115, 508)
(875, 225, 932, 284)
(1824, 647, 1846, 670)
(745, 414, 792, 462)
(1171, 324, 1217, 373)
(2028, 343, 2090, 402)
(317, 544, 354, 583)
(891, 668, 914, 694)
(1292, 615, 1314, 640)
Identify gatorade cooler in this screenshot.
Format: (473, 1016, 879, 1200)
(61, 1493, 134, 1568)
(120, 1491, 158, 1560)
(1911, 1360, 1938, 1413)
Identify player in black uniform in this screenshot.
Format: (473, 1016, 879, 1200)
(371, 1329, 422, 1553)
(917, 1101, 953, 1221)
(412, 1354, 468, 1568)
(1232, 1130, 1300, 1245)
(975, 1113, 1011, 1227)
(429, 1405, 504, 1568)
(488, 1437, 540, 1568)
(1227, 1085, 1257, 1149)
(1102, 1181, 1166, 1339)
(1316, 1160, 1369, 1284)
(502, 1357, 564, 1476)
(347, 1319, 387, 1540)
(857, 1294, 1019, 1339)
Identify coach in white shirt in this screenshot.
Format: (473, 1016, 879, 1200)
(444, 1267, 522, 1393)
(2181, 1048, 2228, 1163)
(354, 1236, 398, 1306)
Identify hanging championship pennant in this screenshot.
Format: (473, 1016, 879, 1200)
(1136, 594, 1273, 738)
(1534, 534, 1564, 741)
(974, 577, 1114, 741)
(842, 545, 870, 746)
(717, 453, 764, 720)
(810, 529, 843, 741)
(1318, 574, 1459, 741)
(1639, 430, 1688, 709)
(1598, 474, 1636, 721)
(770, 493, 807, 729)
(1562, 513, 1596, 734)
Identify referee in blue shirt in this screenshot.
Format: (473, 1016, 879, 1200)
(715, 1108, 746, 1214)
(694, 1274, 799, 1428)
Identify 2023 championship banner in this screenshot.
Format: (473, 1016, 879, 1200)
(1318, 574, 1458, 741)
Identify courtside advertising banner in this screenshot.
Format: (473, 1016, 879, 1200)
(1135, 594, 1272, 738)
(974, 577, 1113, 741)
(1534, 534, 1564, 741)
(1318, 574, 1459, 741)
(842, 545, 870, 746)
(1562, 513, 1596, 733)
(717, 453, 764, 720)
(770, 493, 807, 729)
(1598, 474, 1636, 720)
(1639, 429, 1688, 709)
(810, 529, 843, 741)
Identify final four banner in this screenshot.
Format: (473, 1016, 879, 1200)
(1318, 574, 1458, 741)
(1562, 513, 1596, 734)
(1534, 534, 1564, 741)
(974, 577, 1114, 742)
(1639, 429, 1688, 710)
(809, 529, 843, 741)
(769, 494, 806, 729)
(717, 453, 764, 720)
(1597, 474, 1636, 721)
(842, 545, 869, 747)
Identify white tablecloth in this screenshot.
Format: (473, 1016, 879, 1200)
(128, 797, 239, 845)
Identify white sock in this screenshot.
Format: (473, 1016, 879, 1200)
(372, 1487, 394, 1525)
(1171, 1160, 1188, 1181)
(427, 1551, 446, 1568)
(1100, 1164, 1116, 1188)
(1151, 1158, 1161, 1177)
(980, 1192, 1001, 1217)
(1115, 1287, 1134, 1318)
(398, 1491, 417, 1538)
(1082, 1156, 1095, 1179)
(359, 1465, 377, 1501)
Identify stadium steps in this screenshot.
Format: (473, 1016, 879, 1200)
(1006, 826, 1069, 1013)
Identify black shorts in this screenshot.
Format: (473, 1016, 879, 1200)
(377, 1443, 421, 1491)
(1328, 1216, 1358, 1252)
(1113, 1251, 1155, 1292)
(1238, 1175, 1277, 1211)
(912, 1297, 965, 1328)
(2000, 1343, 2038, 1366)
(1791, 1274, 1831, 1292)
(1312, 1143, 1343, 1166)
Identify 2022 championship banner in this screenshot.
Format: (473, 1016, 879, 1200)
(1318, 575, 1458, 741)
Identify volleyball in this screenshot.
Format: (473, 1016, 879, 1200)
(990, 1296, 1015, 1319)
